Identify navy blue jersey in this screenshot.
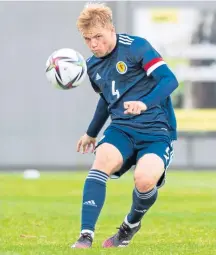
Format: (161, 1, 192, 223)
(87, 34, 177, 140)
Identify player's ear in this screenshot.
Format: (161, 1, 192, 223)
(110, 25, 115, 33)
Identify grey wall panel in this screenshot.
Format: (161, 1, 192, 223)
(171, 139, 189, 168)
(193, 138, 216, 167)
(0, 2, 100, 167)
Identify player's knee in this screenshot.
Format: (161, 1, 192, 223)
(134, 154, 164, 192)
(92, 143, 123, 176)
(134, 172, 156, 192)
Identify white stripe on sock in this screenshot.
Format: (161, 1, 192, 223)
(88, 173, 108, 182)
(124, 215, 140, 228)
(86, 176, 107, 183)
(135, 187, 157, 199)
(89, 170, 108, 180)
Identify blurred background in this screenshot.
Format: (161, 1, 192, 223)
(1, 1, 216, 171)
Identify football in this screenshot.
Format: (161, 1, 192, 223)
(45, 48, 87, 90)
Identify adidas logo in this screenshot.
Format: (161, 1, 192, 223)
(83, 200, 97, 207)
(134, 209, 147, 213)
(96, 73, 101, 81)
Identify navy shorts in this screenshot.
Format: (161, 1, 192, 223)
(96, 125, 174, 188)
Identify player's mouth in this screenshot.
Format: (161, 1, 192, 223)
(93, 50, 100, 54)
(93, 51, 103, 57)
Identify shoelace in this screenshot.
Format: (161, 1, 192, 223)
(116, 224, 130, 239)
(80, 233, 92, 242)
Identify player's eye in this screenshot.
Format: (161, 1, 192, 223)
(96, 35, 102, 39)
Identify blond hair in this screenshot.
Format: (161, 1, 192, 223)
(77, 2, 113, 32)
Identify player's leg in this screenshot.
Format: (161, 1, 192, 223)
(103, 141, 173, 248)
(125, 153, 163, 226)
(71, 143, 123, 249)
(71, 127, 134, 248)
(126, 142, 174, 226)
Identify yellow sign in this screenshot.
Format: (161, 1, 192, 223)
(116, 61, 127, 74)
(176, 109, 216, 131)
(151, 9, 178, 23)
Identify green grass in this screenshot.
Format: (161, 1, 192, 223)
(0, 170, 216, 255)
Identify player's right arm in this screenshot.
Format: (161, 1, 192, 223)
(77, 79, 109, 154)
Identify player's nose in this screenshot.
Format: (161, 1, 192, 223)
(90, 39, 98, 49)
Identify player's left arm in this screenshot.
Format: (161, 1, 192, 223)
(141, 63, 178, 110)
(124, 38, 178, 115)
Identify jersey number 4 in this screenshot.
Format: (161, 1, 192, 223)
(112, 80, 120, 99)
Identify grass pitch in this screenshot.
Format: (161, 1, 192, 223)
(0, 170, 216, 255)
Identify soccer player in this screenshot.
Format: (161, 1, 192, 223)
(72, 2, 178, 248)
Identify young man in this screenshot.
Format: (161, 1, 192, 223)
(72, 2, 178, 248)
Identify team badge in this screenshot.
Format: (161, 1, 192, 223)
(116, 61, 127, 74)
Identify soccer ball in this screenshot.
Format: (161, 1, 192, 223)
(45, 48, 87, 90)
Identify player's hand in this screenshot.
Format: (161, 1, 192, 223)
(124, 101, 147, 115)
(76, 133, 96, 154)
